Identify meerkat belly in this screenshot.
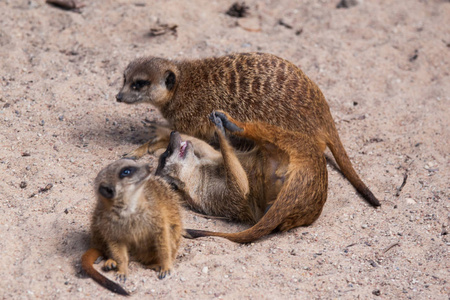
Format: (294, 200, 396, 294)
(263, 156, 288, 206)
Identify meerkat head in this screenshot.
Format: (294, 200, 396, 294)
(94, 159, 152, 215)
(155, 131, 202, 198)
(116, 57, 179, 108)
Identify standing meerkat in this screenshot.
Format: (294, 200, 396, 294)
(81, 159, 183, 295)
(116, 52, 380, 207)
(155, 111, 328, 243)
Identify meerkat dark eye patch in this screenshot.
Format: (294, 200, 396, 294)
(165, 71, 176, 90)
(99, 185, 115, 199)
(155, 149, 171, 176)
(169, 182, 178, 191)
(131, 80, 150, 91)
(119, 167, 137, 179)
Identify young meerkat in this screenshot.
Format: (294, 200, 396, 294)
(155, 111, 328, 243)
(116, 52, 380, 207)
(81, 159, 183, 295)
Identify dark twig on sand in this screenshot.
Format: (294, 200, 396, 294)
(383, 242, 400, 253)
(395, 171, 408, 196)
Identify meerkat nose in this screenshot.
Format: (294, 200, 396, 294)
(116, 93, 123, 102)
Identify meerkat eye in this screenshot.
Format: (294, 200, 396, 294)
(169, 182, 179, 191)
(119, 167, 136, 179)
(131, 80, 150, 90)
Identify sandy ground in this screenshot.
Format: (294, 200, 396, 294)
(0, 0, 449, 299)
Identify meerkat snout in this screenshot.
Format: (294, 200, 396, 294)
(116, 93, 123, 102)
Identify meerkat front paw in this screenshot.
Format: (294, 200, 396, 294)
(115, 270, 128, 283)
(209, 112, 226, 135)
(211, 111, 243, 133)
(124, 125, 173, 159)
(158, 267, 171, 279)
(103, 259, 118, 271)
(145, 263, 171, 279)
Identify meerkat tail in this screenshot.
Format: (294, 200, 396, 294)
(185, 204, 283, 243)
(81, 248, 130, 296)
(185, 170, 312, 243)
(326, 125, 380, 207)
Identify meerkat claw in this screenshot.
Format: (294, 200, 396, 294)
(103, 259, 117, 271)
(116, 273, 127, 283)
(158, 269, 170, 279)
(214, 111, 243, 132)
(209, 111, 226, 135)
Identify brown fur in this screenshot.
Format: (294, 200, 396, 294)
(155, 111, 328, 243)
(116, 52, 379, 207)
(81, 159, 182, 295)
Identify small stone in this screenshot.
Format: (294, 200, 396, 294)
(372, 289, 381, 296)
(202, 266, 208, 274)
(238, 18, 261, 32)
(337, 0, 359, 8)
(64, 208, 69, 214)
(20, 181, 27, 189)
(58, 115, 64, 121)
(40, 120, 45, 126)
(361, 224, 368, 229)
(405, 198, 416, 204)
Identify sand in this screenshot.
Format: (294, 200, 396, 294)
(0, 0, 449, 299)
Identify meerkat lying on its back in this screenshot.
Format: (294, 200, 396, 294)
(116, 52, 380, 207)
(81, 159, 183, 295)
(155, 111, 328, 243)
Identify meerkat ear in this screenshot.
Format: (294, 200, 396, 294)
(165, 71, 176, 90)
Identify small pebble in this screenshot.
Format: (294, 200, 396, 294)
(361, 224, 368, 229)
(20, 181, 27, 189)
(202, 266, 208, 274)
(405, 198, 416, 204)
(58, 115, 64, 121)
